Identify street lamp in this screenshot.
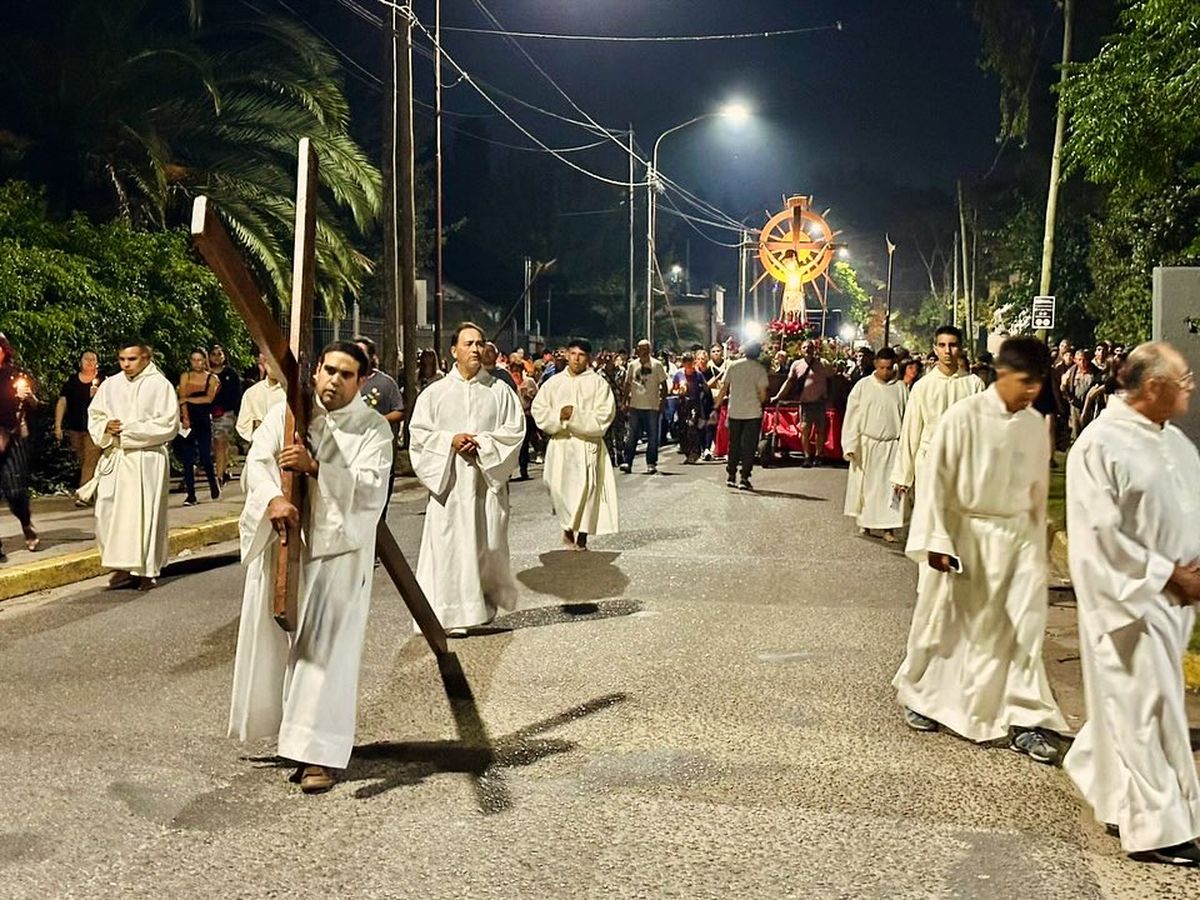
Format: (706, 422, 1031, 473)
(646, 103, 751, 344)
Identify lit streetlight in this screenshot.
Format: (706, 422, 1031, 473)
(645, 102, 751, 343)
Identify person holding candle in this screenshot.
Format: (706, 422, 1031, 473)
(0, 333, 40, 561)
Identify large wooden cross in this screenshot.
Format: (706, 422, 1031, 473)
(190, 138, 447, 657)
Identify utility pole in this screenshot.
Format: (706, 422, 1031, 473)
(433, 0, 445, 355)
(738, 230, 748, 326)
(523, 256, 532, 347)
(884, 234, 896, 347)
(957, 179, 971, 348)
(628, 126, 636, 350)
(952, 240, 960, 328)
(1038, 0, 1075, 340)
(382, 6, 418, 406)
(645, 163, 655, 345)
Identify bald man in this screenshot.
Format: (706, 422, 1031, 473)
(1064, 341, 1200, 866)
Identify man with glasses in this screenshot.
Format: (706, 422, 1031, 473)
(1064, 343, 1200, 866)
(620, 340, 668, 475)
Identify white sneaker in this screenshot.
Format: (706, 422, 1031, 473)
(646, 465, 657, 475)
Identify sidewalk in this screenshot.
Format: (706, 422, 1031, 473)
(0, 474, 423, 602)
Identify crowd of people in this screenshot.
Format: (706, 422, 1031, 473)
(3, 322, 1200, 868)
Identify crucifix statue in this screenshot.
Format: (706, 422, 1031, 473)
(189, 138, 448, 657)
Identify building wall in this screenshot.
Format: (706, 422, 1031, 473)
(1152, 267, 1200, 446)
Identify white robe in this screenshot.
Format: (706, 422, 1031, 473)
(235, 378, 285, 443)
(841, 376, 909, 529)
(228, 395, 393, 770)
(1062, 396, 1200, 852)
(893, 387, 1067, 742)
(531, 369, 619, 536)
(408, 367, 526, 630)
(86, 362, 179, 577)
(891, 368, 985, 557)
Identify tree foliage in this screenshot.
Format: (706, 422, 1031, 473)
(0, 0, 381, 317)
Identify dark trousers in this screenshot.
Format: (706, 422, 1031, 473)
(0, 434, 33, 554)
(179, 413, 217, 500)
(519, 414, 537, 476)
(624, 408, 660, 468)
(726, 416, 762, 481)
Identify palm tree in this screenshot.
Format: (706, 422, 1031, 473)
(0, 0, 380, 316)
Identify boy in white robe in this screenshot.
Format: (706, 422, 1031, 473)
(893, 336, 1068, 763)
(891, 325, 985, 559)
(86, 341, 179, 591)
(531, 338, 618, 550)
(1063, 342, 1200, 866)
(228, 342, 393, 795)
(842, 347, 908, 541)
(409, 323, 526, 633)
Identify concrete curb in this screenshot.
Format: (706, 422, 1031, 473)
(1050, 529, 1200, 691)
(0, 516, 240, 603)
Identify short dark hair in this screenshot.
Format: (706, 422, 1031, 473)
(118, 339, 151, 353)
(875, 346, 896, 362)
(451, 322, 485, 346)
(567, 337, 593, 354)
(319, 340, 369, 377)
(353, 335, 377, 357)
(995, 335, 1050, 379)
(934, 325, 963, 342)
(680, 351, 695, 364)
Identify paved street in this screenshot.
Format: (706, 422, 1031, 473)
(2, 457, 1196, 898)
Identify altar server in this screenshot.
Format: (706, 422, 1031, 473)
(842, 346, 908, 541)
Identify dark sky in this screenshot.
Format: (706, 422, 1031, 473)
(303, 0, 1015, 295)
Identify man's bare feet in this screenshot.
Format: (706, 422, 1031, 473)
(883, 530, 897, 543)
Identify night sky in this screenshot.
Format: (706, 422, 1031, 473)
(301, 0, 1018, 297)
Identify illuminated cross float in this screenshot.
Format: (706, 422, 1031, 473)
(754, 194, 843, 333)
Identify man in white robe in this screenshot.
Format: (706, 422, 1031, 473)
(842, 347, 908, 541)
(228, 342, 393, 794)
(891, 325, 986, 558)
(893, 336, 1068, 762)
(531, 338, 618, 550)
(408, 323, 526, 633)
(1063, 341, 1200, 866)
(86, 341, 179, 590)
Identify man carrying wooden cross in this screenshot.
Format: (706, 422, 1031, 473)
(228, 340, 393, 794)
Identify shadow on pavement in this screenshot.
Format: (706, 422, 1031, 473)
(159, 552, 241, 582)
(516, 550, 629, 601)
(459, 599, 642, 636)
(345, 689, 628, 813)
(743, 489, 826, 501)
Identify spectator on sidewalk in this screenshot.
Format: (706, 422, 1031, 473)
(1064, 342, 1200, 867)
(713, 340, 768, 491)
(671, 352, 709, 464)
(208, 345, 241, 485)
(87, 340, 179, 591)
(54, 350, 103, 504)
(483, 341, 517, 392)
(0, 333, 40, 561)
(176, 349, 220, 506)
(1062, 349, 1097, 442)
(620, 339, 668, 475)
(355, 336, 404, 522)
(512, 359, 539, 480)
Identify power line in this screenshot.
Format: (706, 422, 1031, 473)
(442, 23, 845, 42)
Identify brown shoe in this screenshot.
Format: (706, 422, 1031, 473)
(299, 765, 335, 794)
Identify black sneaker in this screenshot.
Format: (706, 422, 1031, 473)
(182, 497, 199, 507)
(726, 476, 737, 488)
(1129, 841, 1200, 867)
(738, 478, 753, 491)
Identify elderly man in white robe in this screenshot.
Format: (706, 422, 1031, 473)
(86, 341, 179, 591)
(1063, 342, 1200, 867)
(893, 336, 1069, 764)
(228, 341, 393, 795)
(409, 323, 525, 634)
(531, 337, 618, 550)
(842, 346, 908, 542)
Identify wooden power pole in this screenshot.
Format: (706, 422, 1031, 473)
(383, 5, 418, 403)
(1037, 0, 1075, 339)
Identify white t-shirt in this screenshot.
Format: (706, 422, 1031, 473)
(625, 357, 668, 410)
(723, 357, 769, 420)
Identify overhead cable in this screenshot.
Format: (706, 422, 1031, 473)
(442, 23, 845, 42)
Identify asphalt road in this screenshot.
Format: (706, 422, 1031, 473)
(1, 451, 1195, 898)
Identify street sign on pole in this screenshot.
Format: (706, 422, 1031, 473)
(1032, 295, 1056, 331)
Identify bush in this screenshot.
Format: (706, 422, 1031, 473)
(0, 181, 251, 492)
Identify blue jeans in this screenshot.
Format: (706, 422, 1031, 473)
(624, 408, 660, 468)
